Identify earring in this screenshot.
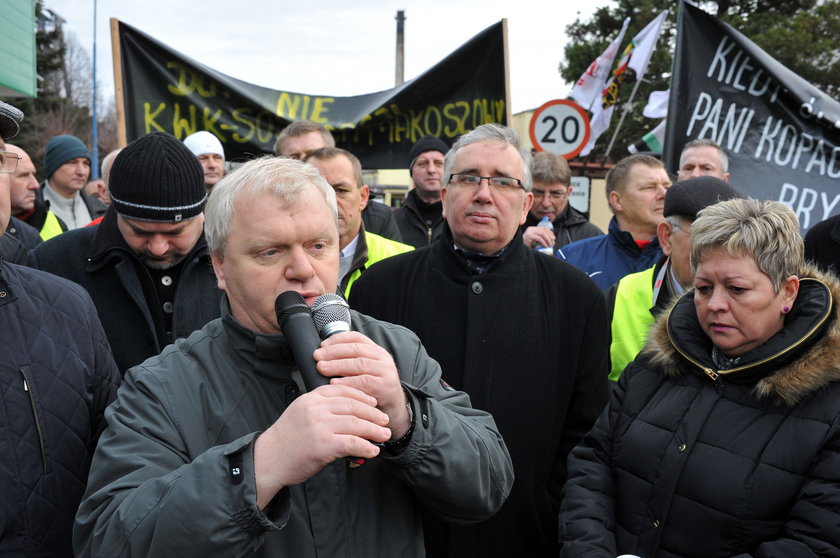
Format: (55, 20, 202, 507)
(783, 306, 790, 313)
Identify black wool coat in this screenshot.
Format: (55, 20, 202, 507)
(28, 209, 222, 374)
(350, 227, 609, 557)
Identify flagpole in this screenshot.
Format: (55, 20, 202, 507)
(602, 76, 646, 160)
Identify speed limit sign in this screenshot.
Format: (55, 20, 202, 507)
(529, 99, 591, 159)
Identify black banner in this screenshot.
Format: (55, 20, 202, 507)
(664, 2, 840, 232)
(117, 20, 507, 169)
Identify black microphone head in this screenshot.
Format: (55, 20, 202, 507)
(275, 290, 311, 328)
(311, 293, 352, 338)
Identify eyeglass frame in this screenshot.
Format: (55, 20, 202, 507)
(447, 172, 524, 191)
(0, 150, 20, 173)
(531, 188, 569, 201)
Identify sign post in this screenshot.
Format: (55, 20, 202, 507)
(529, 99, 591, 159)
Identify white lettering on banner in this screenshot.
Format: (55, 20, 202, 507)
(778, 183, 840, 229)
(686, 92, 754, 153)
(756, 115, 840, 176)
(707, 36, 780, 103)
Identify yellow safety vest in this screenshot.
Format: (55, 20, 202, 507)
(609, 266, 656, 381)
(38, 211, 64, 241)
(343, 233, 414, 299)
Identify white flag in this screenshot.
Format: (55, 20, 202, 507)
(642, 89, 669, 119)
(568, 17, 630, 112)
(627, 11, 667, 77)
(580, 11, 668, 157)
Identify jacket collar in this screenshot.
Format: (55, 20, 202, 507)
(644, 263, 840, 406)
(436, 224, 527, 276)
(525, 203, 589, 229)
(85, 206, 209, 273)
(608, 216, 661, 255)
(220, 297, 295, 381)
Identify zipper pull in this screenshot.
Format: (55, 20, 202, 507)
(704, 368, 723, 394)
(23, 378, 29, 392)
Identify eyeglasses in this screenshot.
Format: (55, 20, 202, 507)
(532, 190, 568, 201)
(0, 150, 20, 173)
(448, 173, 523, 191)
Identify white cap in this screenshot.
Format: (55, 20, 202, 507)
(183, 131, 225, 159)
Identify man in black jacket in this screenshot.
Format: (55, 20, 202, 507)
(393, 135, 448, 247)
(350, 123, 609, 558)
(521, 151, 602, 252)
(0, 98, 120, 558)
(29, 132, 222, 374)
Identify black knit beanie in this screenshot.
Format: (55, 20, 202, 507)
(408, 135, 449, 171)
(109, 132, 207, 222)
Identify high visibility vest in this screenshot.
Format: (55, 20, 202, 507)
(343, 233, 413, 299)
(38, 211, 64, 241)
(610, 266, 656, 381)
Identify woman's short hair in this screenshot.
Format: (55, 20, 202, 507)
(690, 198, 803, 292)
(205, 156, 337, 255)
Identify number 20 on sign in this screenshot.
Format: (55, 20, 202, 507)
(529, 99, 591, 160)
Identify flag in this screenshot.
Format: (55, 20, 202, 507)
(581, 11, 668, 157)
(664, 2, 840, 232)
(643, 89, 669, 118)
(628, 119, 666, 154)
(568, 17, 630, 112)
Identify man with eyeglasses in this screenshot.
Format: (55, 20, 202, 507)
(606, 176, 742, 381)
(0, 98, 120, 558)
(350, 123, 609, 558)
(521, 151, 602, 252)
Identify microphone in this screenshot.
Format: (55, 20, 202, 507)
(311, 293, 352, 339)
(310, 293, 369, 469)
(275, 290, 329, 391)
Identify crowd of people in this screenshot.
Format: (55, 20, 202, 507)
(2, 95, 840, 558)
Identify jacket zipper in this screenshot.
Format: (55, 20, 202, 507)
(426, 226, 432, 245)
(20, 368, 49, 474)
(666, 277, 833, 382)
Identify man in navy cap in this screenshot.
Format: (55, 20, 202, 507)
(30, 132, 222, 374)
(40, 134, 106, 229)
(393, 135, 448, 247)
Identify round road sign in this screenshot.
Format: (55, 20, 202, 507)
(529, 99, 591, 159)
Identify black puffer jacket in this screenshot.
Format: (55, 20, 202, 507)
(560, 265, 840, 558)
(0, 258, 120, 557)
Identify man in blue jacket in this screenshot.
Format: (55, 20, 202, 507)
(559, 154, 671, 289)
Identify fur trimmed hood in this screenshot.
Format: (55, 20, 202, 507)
(643, 263, 840, 407)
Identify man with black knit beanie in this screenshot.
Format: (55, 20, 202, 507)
(393, 135, 448, 247)
(29, 132, 222, 374)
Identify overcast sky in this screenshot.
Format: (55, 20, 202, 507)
(43, 0, 610, 114)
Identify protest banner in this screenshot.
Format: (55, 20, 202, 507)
(110, 19, 509, 168)
(664, 1, 840, 231)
